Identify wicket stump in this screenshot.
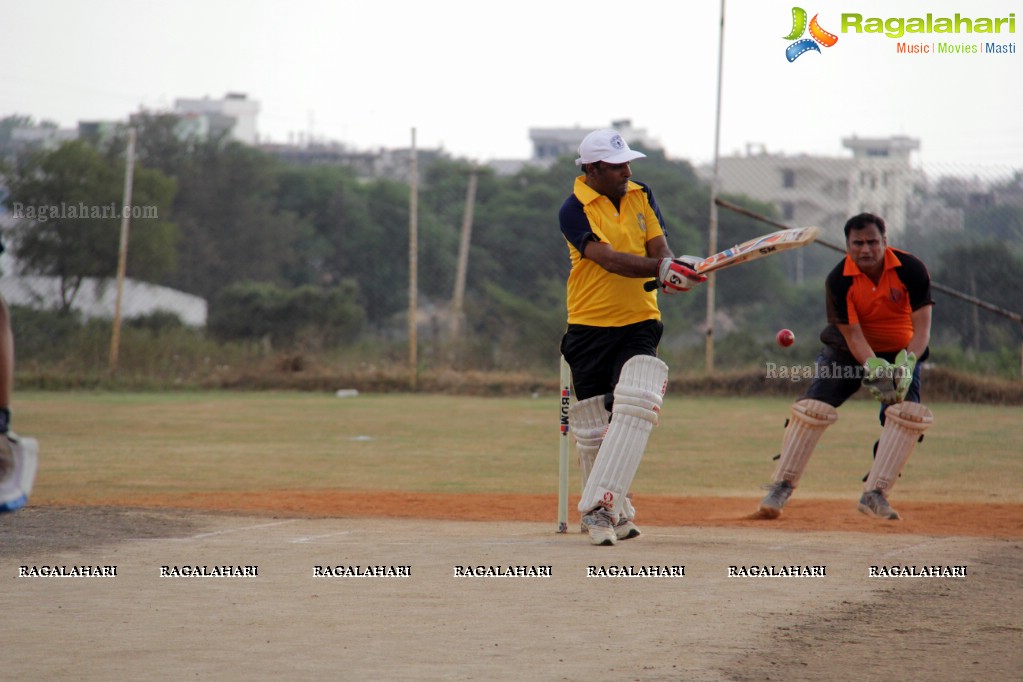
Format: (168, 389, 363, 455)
(558, 355, 571, 533)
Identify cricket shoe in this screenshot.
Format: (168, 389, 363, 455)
(0, 432, 39, 513)
(858, 490, 901, 520)
(581, 508, 617, 546)
(581, 515, 641, 540)
(757, 480, 794, 519)
(615, 517, 641, 540)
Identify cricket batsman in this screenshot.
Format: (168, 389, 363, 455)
(558, 128, 705, 546)
(757, 212, 934, 521)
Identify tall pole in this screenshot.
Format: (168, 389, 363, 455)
(705, 0, 726, 372)
(450, 167, 477, 362)
(109, 127, 136, 371)
(408, 128, 419, 389)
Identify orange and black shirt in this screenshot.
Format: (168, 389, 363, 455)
(822, 248, 933, 354)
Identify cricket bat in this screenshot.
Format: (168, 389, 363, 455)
(644, 226, 820, 291)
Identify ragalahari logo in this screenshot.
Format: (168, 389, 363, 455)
(784, 7, 839, 61)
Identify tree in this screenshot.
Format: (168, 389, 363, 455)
(273, 164, 368, 288)
(0, 114, 35, 150)
(159, 141, 302, 299)
(117, 112, 204, 178)
(208, 280, 364, 348)
(4, 140, 177, 311)
(935, 243, 1023, 352)
(966, 204, 1023, 246)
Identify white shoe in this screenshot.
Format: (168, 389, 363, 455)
(0, 433, 39, 513)
(581, 509, 617, 546)
(615, 517, 641, 540)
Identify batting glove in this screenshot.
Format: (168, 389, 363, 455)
(657, 257, 707, 294)
(862, 357, 899, 404)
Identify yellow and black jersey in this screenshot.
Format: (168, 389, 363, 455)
(559, 176, 666, 327)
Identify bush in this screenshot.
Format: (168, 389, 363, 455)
(208, 280, 365, 349)
(9, 306, 83, 362)
(127, 310, 187, 334)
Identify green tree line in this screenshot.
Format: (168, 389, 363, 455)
(2, 113, 1022, 375)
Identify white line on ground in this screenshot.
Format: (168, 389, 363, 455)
(183, 520, 296, 540)
(289, 532, 353, 543)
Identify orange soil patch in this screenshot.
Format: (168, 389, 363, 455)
(68, 491, 1023, 539)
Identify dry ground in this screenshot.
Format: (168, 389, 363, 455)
(3, 392, 1021, 680)
(2, 501, 1021, 681)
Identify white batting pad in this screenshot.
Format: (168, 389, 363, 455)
(569, 395, 609, 493)
(865, 402, 934, 494)
(578, 355, 668, 520)
(619, 494, 637, 522)
(770, 399, 838, 487)
(0, 435, 39, 513)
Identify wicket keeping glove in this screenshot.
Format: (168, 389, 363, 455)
(657, 257, 706, 294)
(893, 349, 917, 401)
(862, 357, 899, 404)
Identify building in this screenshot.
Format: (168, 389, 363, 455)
(0, 250, 207, 326)
(173, 93, 260, 145)
(4, 124, 77, 157)
(259, 141, 447, 182)
(527, 119, 662, 168)
(710, 135, 924, 237)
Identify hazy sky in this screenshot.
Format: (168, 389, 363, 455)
(4, 0, 1020, 173)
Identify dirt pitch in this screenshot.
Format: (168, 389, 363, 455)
(3, 494, 1021, 681)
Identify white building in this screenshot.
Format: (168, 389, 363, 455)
(0, 250, 207, 326)
(710, 136, 923, 237)
(173, 92, 260, 145)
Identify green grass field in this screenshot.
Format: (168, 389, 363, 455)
(18, 390, 1022, 506)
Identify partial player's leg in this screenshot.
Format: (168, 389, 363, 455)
(579, 355, 668, 545)
(757, 399, 838, 518)
(602, 321, 663, 541)
(0, 294, 34, 514)
(758, 348, 860, 518)
(569, 395, 608, 530)
(615, 494, 641, 541)
(570, 397, 642, 540)
(859, 401, 933, 520)
(0, 433, 38, 513)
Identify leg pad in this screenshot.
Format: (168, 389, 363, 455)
(577, 356, 668, 520)
(770, 399, 838, 487)
(865, 402, 933, 494)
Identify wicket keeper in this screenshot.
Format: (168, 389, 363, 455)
(757, 212, 934, 521)
(558, 128, 705, 545)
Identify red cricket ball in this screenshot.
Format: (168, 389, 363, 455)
(776, 329, 795, 347)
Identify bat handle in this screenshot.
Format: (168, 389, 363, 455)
(643, 279, 659, 292)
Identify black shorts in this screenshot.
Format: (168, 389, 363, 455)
(802, 345, 926, 424)
(560, 319, 663, 408)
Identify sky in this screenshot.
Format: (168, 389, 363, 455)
(3, 0, 1021, 175)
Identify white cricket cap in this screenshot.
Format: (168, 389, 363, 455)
(575, 128, 647, 166)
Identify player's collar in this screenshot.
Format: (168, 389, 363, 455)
(843, 247, 902, 276)
(573, 176, 640, 204)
